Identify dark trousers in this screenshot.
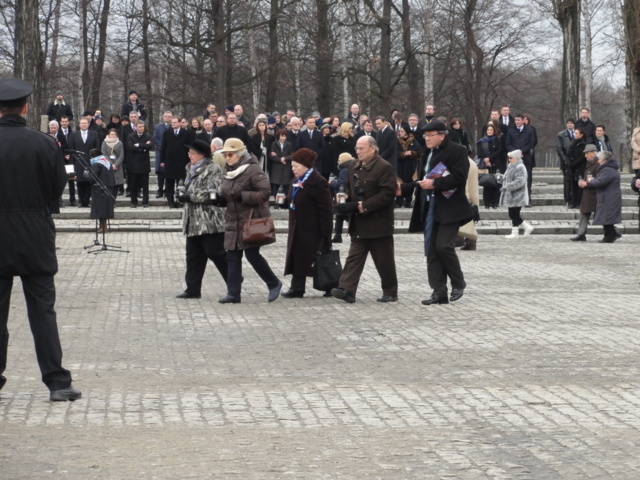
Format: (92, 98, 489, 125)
(226, 247, 280, 298)
(185, 233, 228, 295)
(128, 173, 150, 205)
(524, 159, 533, 205)
(508, 207, 523, 227)
(157, 172, 165, 195)
(165, 178, 181, 207)
(339, 236, 398, 296)
(561, 168, 573, 205)
(67, 179, 76, 204)
(426, 222, 466, 295)
(482, 185, 500, 208)
(76, 181, 91, 206)
(570, 175, 582, 208)
(290, 275, 307, 292)
(0, 275, 72, 392)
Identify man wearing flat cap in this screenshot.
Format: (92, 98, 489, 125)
(46, 90, 74, 123)
(0, 78, 81, 402)
(407, 119, 474, 306)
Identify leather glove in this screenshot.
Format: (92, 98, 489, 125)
(335, 202, 358, 216)
(177, 193, 191, 203)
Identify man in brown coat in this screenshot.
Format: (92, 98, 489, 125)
(331, 135, 398, 303)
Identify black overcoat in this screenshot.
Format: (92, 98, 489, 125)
(126, 131, 153, 174)
(284, 170, 334, 277)
(161, 128, 195, 180)
(0, 115, 66, 276)
(67, 129, 101, 183)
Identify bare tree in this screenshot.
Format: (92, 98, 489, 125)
(623, 0, 640, 165)
(14, 0, 45, 126)
(552, 0, 581, 123)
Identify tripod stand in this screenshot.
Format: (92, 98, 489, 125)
(68, 150, 130, 255)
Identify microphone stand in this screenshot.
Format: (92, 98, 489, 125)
(69, 151, 129, 255)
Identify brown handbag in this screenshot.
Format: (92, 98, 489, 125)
(241, 194, 276, 244)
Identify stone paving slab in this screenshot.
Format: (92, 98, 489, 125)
(1, 232, 640, 479)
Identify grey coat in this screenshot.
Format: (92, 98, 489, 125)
(589, 160, 622, 226)
(182, 158, 226, 237)
(101, 139, 125, 185)
(499, 159, 529, 208)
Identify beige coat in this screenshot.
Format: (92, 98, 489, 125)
(459, 158, 479, 240)
(632, 127, 640, 171)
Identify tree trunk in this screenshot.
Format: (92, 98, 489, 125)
(211, 0, 227, 109)
(142, 0, 153, 125)
(14, 0, 45, 128)
(401, 0, 421, 114)
(582, 0, 593, 112)
(379, 0, 392, 110)
(87, 0, 111, 111)
(624, 0, 640, 170)
(553, 0, 581, 124)
(264, 0, 279, 112)
(315, 0, 332, 115)
(339, 0, 349, 117)
(423, 0, 435, 106)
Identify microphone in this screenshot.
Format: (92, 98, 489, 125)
(66, 149, 88, 155)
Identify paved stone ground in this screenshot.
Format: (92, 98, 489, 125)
(1, 231, 640, 479)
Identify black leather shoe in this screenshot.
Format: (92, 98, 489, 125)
(422, 294, 449, 305)
(331, 287, 356, 303)
(268, 281, 282, 302)
(50, 386, 82, 402)
(219, 295, 241, 304)
(176, 291, 200, 299)
(615, 230, 622, 239)
(570, 235, 586, 242)
(598, 238, 615, 243)
(450, 288, 465, 302)
(156, 192, 164, 199)
(282, 289, 304, 298)
(322, 291, 332, 297)
(377, 295, 398, 303)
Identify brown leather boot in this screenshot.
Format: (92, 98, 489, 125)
(97, 219, 107, 234)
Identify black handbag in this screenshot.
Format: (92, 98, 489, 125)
(478, 173, 498, 188)
(312, 239, 343, 291)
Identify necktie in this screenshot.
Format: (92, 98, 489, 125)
(310, 130, 313, 139)
(425, 150, 433, 175)
(82, 131, 87, 143)
(504, 117, 508, 125)
(174, 130, 179, 136)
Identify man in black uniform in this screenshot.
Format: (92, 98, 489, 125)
(0, 79, 81, 402)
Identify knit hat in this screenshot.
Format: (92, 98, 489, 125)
(83, 110, 93, 117)
(508, 149, 522, 160)
(55, 90, 63, 96)
(267, 115, 277, 124)
(291, 148, 317, 168)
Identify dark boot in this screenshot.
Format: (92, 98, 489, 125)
(452, 235, 466, 248)
(461, 239, 476, 251)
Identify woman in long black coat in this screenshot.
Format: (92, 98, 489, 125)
(567, 128, 587, 209)
(88, 149, 116, 233)
(477, 122, 503, 208)
(282, 148, 334, 298)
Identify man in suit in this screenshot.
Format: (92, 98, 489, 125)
(506, 114, 537, 205)
(57, 116, 75, 205)
(153, 111, 172, 198)
(499, 105, 515, 130)
(407, 113, 424, 150)
(354, 119, 377, 142)
(161, 116, 195, 208)
(67, 117, 100, 207)
(418, 104, 436, 130)
(287, 116, 302, 147)
(295, 117, 325, 157)
(374, 116, 398, 173)
(342, 104, 361, 132)
(127, 120, 153, 208)
(196, 119, 216, 144)
(0, 78, 81, 402)
(409, 120, 473, 306)
(557, 118, 576, 206)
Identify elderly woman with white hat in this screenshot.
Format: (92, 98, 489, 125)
(500, 149, 534, 238)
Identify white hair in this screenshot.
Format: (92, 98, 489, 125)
(48, 120, 59, 128)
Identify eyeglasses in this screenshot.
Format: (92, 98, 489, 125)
(222, 153, 236, 158)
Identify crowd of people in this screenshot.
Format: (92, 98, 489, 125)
(43, 91, 633, 303)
